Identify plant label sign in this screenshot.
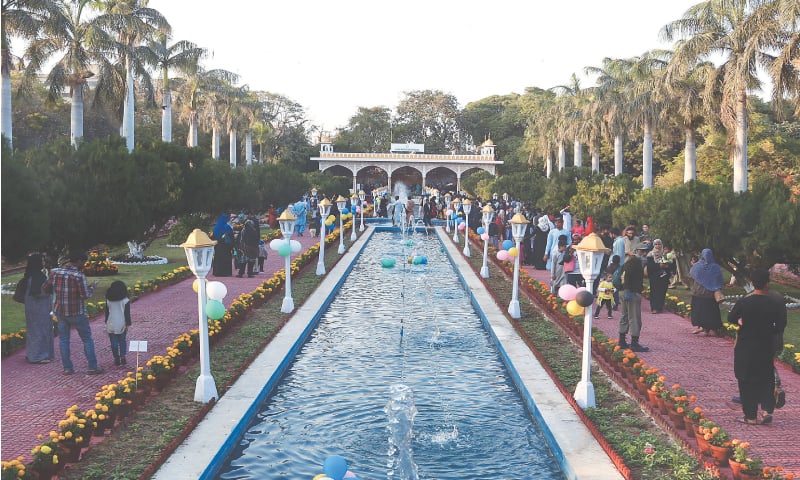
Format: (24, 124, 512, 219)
(129, 340, 148, 352)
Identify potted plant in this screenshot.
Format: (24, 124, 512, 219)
(1, 457, 30, 480)
(55, 405, 93, 462)
(145, 354, 176, 391)
(93, 384, 122, 435)
(729, 439, 763, 479)
(28, 438, 62, 478)
(696, 420, 731, 464)
(684, 406, 704, 436)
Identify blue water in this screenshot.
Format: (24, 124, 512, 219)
(216, 231, 565, 480)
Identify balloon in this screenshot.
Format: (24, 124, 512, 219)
(323, 455, 348, 480)
(278, 242, 291, 257)
(497, 250, 509, 261)
(502, 240, 514, 250)
(206, 281, 227, 301)
(481, 233, 490, 241)
(326, 218, 334, 227)
(205, 299, 226, 320)
(576, 290, 595, 307)
(412, 256, 422, 265)
(457, 222, 466, 231)
(446, 209, 453, 216)
(476, 227, 485, 235)
(327, 215, 336, 223)
(406, 240, 413, 246)
(576, 286, 588, 292)
(507, 247, 518, 257)
(269, 239, 283, 250)
(380, 258, 396, 268)
(558, 284, 578, 301)
(419, 256, 428, 265)
(290, 240, 302, 253)
(342, 207, 350, 215)
(192, 278, 206, 293)
(566, 300, 584, 316)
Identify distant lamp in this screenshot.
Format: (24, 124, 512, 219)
(336, 195, 347, 254)
(508, 213, 530, 319)
(452, 197, 462, 243)
(444, 193, 452, 233)
(350, 194, 359, 241)
(461, 198, 472, 257)
(181, 229, 218, 403)
(480, 204, 495, 278)
(358, 190, 366, 232)
(317, 198, 332, 275)
(277, 209, 297, 313)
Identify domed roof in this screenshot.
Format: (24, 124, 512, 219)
(320, 135, 332, 144)
(481, 137, 495, 147)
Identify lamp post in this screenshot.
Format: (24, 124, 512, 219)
(358, 190, 366, 231)
(452, 197, 461, 243)
(277, 209, 297, 313)
(573, 233, 610, 409)
(492, 192, 498, 202)
(444, 193, 452, 233)
(480, 204, 495, 278)
(350, 194, 359, 241)
(336, 195, 347, 254)
(181, 229, 219, 403)
(503, 192, 509, 203)
(507, 213, 530, 319)
(462, 198, 472, 257)
(317, 198, 331, 275)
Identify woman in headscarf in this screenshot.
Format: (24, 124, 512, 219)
(645, 239, 672, 314)
(689, 248, 724, 335)
(293, 200, 308, 236)
(22, 253, 54, 363)
(531, 215, 551, 270)
(212, 214, 234, 277)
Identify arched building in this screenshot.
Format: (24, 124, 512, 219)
(310, 137, 503, 196)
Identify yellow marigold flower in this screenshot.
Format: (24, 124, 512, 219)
(40, 445, 52, 455)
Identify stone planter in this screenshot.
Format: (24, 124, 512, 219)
(668, 409, 686, 430)
(695, 431, 713, 456)
(709, 444, 731, 465)
(729, 459, 761, 480)
(57, 442, 81, 463)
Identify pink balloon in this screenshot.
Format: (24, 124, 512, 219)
(497, 250, 509, 261)
(458, 222, 466, 231)
(481, 233, 490, 241)
(558, 284, 578, 301)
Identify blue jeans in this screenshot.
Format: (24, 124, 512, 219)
(57, 313, 98, 371)
(109, 332, 127, 361)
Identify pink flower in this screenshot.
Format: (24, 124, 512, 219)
(643, 443, 655, 455)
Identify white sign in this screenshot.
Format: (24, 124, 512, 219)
(390, 143, 425, 153)
(129, 340, 148, 352)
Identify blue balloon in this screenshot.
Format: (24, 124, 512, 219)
(476, 227, 485, 235)
(502, 240, 514, 250)
(342, 207, 350, 215)
(412, 256, 422, 265)
(323, 455, 348, 480)
(420, 256, 428, 264)
(380, 258, 396, 268)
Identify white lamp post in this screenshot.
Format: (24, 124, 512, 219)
(444, 193, 452, 233)
(452, 197, 461, 243)
(317, 198, 332, 275)
(181, 229, 219, 403)
(503, 192, 509, 203)
(358, 190, 366, 231)
(492, 192, 498, 202)
(480, 204, 495, 278)
(336, 195, 347, 254)
(573, 233, 610, 409)
(462, 198, 472, 257)
(350, 194, 359, 241)
(507, 213, 530, 319)
(278, 209, 297, 313)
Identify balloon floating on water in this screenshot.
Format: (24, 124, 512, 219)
(380, 258, 396, 268)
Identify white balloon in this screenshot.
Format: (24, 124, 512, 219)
(290, 240, 302, 253)
(206, 281, 228, 301)
(269, 239, 283, 251)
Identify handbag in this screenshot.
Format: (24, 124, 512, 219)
(12, 278, 27, 303)
(713, 290, 725, 303)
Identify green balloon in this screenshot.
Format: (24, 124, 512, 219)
(206, 299, 226, 320)
(278, 242, 292, 257)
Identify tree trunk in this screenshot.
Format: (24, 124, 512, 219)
(245, 132, 253, 165)
(161, 89, 172, 143)
(187, 111, 198, 147)
(1, 66, 12, 149)
(229, 128, 237, 167)
(545, 151, 553, 178)
(684, 127, 696, 183)
(70, 84, 85, 148)
(123, 56, 135, 153)
(573, 138, 582, 167)
(614, 135, 623, 176)
(642, 122, 653, 189)
(591, 142, 600, 173)
(733, 90, 748, 193)
(558, 141, 566, 171)
(212, 126, 220, 159)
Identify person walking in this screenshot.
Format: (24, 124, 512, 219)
(104, 280, 131, 366)
(212, 214, 234, 277)
(42, 251, 104, 375)
(689, 248, 724, 335)
(618, 253, 649, 352)
(728, 269, 787, 425)
(645, 239, 672, 313)
(236, 215, 260, 278)
(20, 253, 55, 364)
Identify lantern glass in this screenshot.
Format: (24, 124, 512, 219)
(462, 199, 472, 215)
(279, 218, 296, 238)
(336, 198, 347, 210)
(577, 249, 604, 280)
(319, 199, 331, 217)
(184, 246, 214, 277)
(358, 190, 365, 202)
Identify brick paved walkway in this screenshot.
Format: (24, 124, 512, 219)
(520, 264, 800, 476)
(1, 232, 322, 462)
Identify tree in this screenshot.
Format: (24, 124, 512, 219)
(148, 33, 204, 143)
(661, 0, 800, 193)
(334, 106, 392, 153)
(462, 94, 528, 169)
(394, 90, 463, 154)
(585, 57, 632, 177)
(174, 67, 239, 148)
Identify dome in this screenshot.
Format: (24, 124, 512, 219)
(481, 137, 495, 147)
(320, 134, 332, 144)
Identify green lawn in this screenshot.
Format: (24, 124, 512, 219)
(1, 238, 188, 334)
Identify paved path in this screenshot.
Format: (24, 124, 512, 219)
(1, 232, 324, 462)
(520, 263, 800, 476)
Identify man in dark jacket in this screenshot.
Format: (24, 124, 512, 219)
(237, 215, 260, 278)
(618, 253, 649, 352)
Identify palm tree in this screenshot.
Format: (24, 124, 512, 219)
(94, 0, 170, 152)
(551, 73, 587, 168)
(2, 0, 62, 148)
(585, 57, 631, 177)
(173, 66, 238, 148)
(148, 33, 204, 143)
(661, 0, 800, 192)
(24, 0, 116, 147)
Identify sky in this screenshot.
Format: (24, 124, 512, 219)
(149, 0, 702, 131)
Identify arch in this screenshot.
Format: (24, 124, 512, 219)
(321, 164, 353, 177)
(391, 166, 423, 195)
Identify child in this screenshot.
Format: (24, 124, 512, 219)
(550, 235, 568, 294)
(257, 239, 268, 274)
(595, 273, 616, 319)
(105, 280, 131, 366)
